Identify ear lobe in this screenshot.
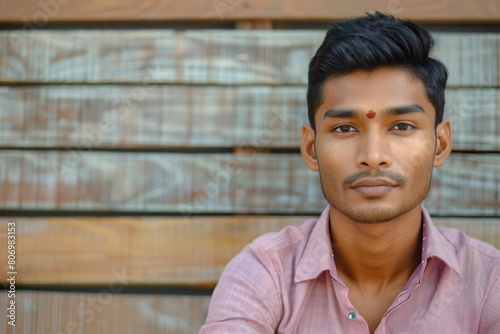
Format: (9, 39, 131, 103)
(433, 119, 452, 167)
(301, 124, 319, 171)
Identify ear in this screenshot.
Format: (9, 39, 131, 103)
(301, 124, 319, 171)
(433, 119, 452, 167)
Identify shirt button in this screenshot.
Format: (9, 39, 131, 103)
(348, 312, 357, 320)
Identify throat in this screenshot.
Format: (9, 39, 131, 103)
(330, 207, 424, 283)
(336, 241, 421, 283)
(334, 236, 421, 334)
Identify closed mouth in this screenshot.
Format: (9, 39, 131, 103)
(350, 178, 398, 188)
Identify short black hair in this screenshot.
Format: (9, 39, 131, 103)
(307, 11, 448, 130)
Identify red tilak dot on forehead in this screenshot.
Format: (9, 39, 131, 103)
(366, 110, 376, 119)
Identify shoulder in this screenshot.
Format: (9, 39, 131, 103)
(434, 226, 500, 325)
(223, 217, 321, 280)
(208, 217, 321, 311)
(249, 218, 319, 256)
(437, 226, 500, 282)
(438, 226, 500, 262)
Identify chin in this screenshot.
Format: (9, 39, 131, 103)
(335, 203, 416, 224)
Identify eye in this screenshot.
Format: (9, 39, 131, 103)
(391, 123, 414, 131)
(333, 125, 357, 133)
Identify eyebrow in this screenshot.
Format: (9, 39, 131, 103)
(386, 104, 425, 116)
(323, 103, 425, 119)
(323, 109, 361, 118)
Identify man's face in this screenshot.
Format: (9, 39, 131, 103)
(301, 67, 451, 224)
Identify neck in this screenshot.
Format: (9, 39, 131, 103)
(330, 205, 423, 288)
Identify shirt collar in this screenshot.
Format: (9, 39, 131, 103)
(421, 206, 461, 274)
(295, 206, 335, 283)
(295, 205, 461, 283)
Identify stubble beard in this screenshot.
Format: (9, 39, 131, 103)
(318, 168, 433, 224)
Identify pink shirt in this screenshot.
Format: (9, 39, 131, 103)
(200, 206, 500, 333)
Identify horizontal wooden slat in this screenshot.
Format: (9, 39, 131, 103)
(414, 154, 500, 216)
(446, 88, 500, 150)
(0, 216, 297, 285)
(0, 85, 306, 149)
(0, 151, 324, 214)
(0, 291, 208, 334)
(1, 0, 499, 22)
(0, 217, 498, 285)
(1, 86, 498, 150)
(0, 151, 499, 215)
(1, 31, 499, 86)
(0, 30, 321, 85)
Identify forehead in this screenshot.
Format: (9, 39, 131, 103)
(318, 67, 435, 117)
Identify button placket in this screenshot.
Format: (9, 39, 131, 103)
(331, 276, 360, 324)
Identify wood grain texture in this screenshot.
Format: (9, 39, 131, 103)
(0, 151, 324, 213)
(1, 31, 499, 86)
(1, 86, 499, 150)
(0, 151, 499, 216)
(0, 85, 306, 149)
(0, 30, 320, 84)
(0, 216, 300, 285)
(0, 217, 498, 285)
(1, 0, 499, 22)
(0, 291, 209, 334)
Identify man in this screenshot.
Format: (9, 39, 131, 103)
(200, 12, 500, 334)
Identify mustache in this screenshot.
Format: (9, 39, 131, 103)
(344, 170, 405, 186)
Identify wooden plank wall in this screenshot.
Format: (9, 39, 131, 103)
(1, 0, 500, 22)
(1, 4, 500, 333)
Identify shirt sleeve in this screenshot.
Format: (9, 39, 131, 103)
(199, 242, 283, 334)
(480, 274, 500, 334)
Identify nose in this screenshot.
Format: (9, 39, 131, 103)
(355, 129, 392, 169)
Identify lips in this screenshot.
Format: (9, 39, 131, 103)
(350, 178, 398, 188)
(350, 178, 398, 197)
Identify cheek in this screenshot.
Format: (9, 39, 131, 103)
(397, 147, 435, 183)
(316, 148, 350, 181)
(317, 143, 344, 166)
(398, 136, 435, 168)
